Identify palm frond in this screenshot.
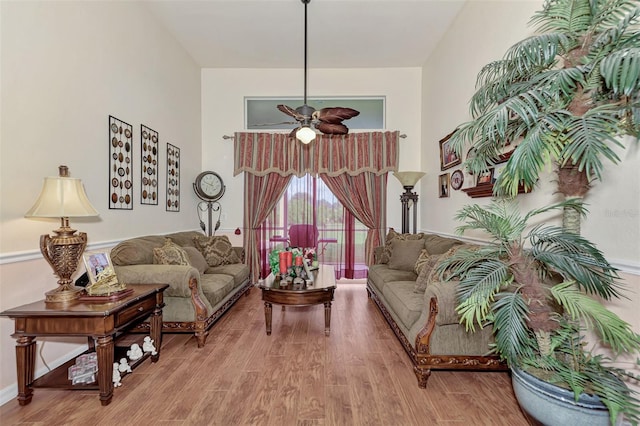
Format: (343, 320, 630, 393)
(435, 247, 503, 281)
(559, 104, 625, 180)
(550, 282, 640, 353)
(600, 47, 640, 96)
(454, 202, 527, 244)
(529, 225, 622, 298)
(531, 0, 593, 34)
(491, 291, 535, 365)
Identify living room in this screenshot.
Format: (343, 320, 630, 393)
(1, 0, 638, 423)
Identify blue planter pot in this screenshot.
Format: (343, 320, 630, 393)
(511, 367, 617, 426)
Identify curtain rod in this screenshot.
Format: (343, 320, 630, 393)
(222, 133, 407, 140)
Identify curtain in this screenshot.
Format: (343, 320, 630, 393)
(234, 131, 399, 177)
(320, 172, 387, 267)
(242, 172, 292, 283)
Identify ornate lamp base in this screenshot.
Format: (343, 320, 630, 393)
(40, 218, 88, 304)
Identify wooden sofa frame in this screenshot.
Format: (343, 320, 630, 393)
(366, 282, 507, 387)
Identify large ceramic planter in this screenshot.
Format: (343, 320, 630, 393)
(511, 366, 619, 426)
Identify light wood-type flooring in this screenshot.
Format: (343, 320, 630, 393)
(0, 283, 531, 425)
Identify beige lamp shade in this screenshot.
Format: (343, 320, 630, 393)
(296, 126, 317, 144)
(393, 171, 426, 188)
(25, 175, 98, 218)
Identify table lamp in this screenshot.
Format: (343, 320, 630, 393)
(24, 165, 99, 303)
(393, 171, 426, 234)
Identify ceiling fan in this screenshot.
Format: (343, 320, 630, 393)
(277, 0, 360, 144)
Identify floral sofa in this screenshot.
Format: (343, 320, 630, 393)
(367, 230, 507, 387)
(110, 231, 252, 347)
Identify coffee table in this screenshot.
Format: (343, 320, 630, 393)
(259, 264, 336, 336)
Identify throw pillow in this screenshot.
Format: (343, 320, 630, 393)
(193, 235, 241, 267)
(153, 238, 190, 266)
(414, 249, 431, 275)
(387, 239, 425, 272)
(413, 254, 442, 293)
(182, 246, 208, 274)
(380, 228, 425, 264)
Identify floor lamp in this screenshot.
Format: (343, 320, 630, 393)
(393, 171, 425, 234)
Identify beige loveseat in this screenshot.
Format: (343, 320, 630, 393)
(367, 230, 507, 387)
(110, 231, 252, 347)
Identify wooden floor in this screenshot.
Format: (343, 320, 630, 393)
(0, 284, 531, 425)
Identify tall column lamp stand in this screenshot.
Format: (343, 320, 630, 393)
(393, 171, 425, 234)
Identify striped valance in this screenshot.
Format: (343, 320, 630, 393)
(233, 131, 400, 177)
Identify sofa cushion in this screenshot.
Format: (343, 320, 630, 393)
(199, 273, 236, 308)
(193, 235, 241, 267)
(205, 263, 250, 287)
(153, 238, 190, 266)
(368, 264, 417, 294)
(380, 229, 425, 264)
(388, 239, 425, 272)
(414, 249, 431, 275)
(164, 231, 204, 248)
(413, 254, 442, 294)
(110, 235, 165, 266)
(382, 281, 426, 330)
(183, 246, 208, 275)
(423, 234, 463, 255)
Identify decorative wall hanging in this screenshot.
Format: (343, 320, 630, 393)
(439, 173, 450, 198)
(140, 124, 159, 205)
(166, 143, 180, 212)
(109, 115, 133, 210)
(450, 170, 464, 190)
(439, 129, 461, 171)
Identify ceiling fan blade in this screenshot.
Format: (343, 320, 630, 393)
(316, 107, 360, 124)
(277, 104, 304, 121)
(315, 122, 349, 135)
(288, 127, 300, 138)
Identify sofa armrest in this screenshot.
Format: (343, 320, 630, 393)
(373, 246, 385, 264)
(423, 279, 460, 326)
(114, 264, 200, 298)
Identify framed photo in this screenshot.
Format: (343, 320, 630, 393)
(477, 168, 494, 185)
(439, 130, 461, 171)
(439, 173, 450, 198)
(450, 170, 464, 190)
(83, 252, 114, 284)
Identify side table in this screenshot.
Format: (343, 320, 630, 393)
(0, 283, 168, 406)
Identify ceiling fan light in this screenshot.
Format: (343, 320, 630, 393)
(296, 126, 316, 144)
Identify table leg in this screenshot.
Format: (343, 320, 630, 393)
(264, 301, 273, 335)
(324, 301, 332, 336)
(15, 335, 35, 405)
(150, 303, 163, 362)
(96, 335, 114, 406)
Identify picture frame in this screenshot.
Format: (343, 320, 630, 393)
(477, 168, 494, 185)
(439, 130, 461, 171)
(439, 173, 450, 198)
(450, 169, 464, 190)
(82, 252, 114, 284)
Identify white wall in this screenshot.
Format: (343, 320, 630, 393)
(201, 67, 423, 235)
(421, 0, 639, 387)
(0, 1, 201, 399)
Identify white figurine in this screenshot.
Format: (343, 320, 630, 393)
(127, 343, 143, 361)
(142, 336, 157, 356)
(118, 357, 132, 374)
(112, 362, 122, 387)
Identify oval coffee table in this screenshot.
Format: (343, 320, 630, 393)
(258, 264, 336, 336)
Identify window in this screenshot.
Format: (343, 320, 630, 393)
(259, 175, 368, 279)
(245, 97, 385, 131)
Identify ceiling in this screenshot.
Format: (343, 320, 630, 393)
(144, 0, 466, 69)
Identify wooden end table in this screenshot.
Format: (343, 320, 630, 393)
(258, 264, 336, 336)
(0, 284, 168, 406)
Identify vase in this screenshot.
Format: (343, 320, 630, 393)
(511, 366, 621, 426)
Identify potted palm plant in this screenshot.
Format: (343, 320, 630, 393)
(440, 0, 640, 423)
(437, 200, 640, 424)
